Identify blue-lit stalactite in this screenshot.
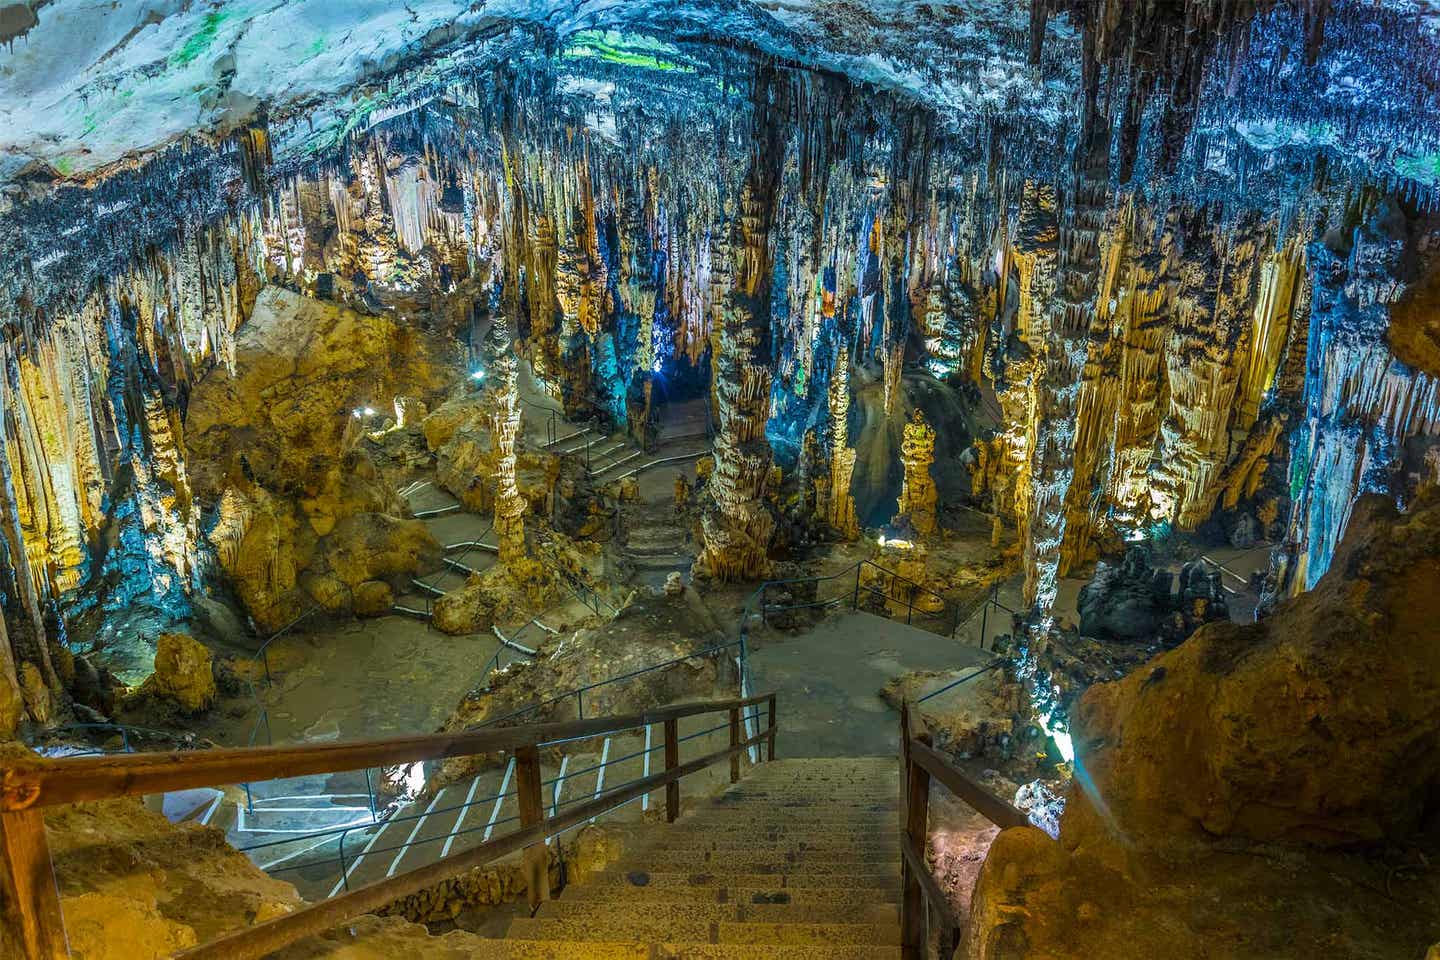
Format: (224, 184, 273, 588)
(89, 300, 195, 625)
(1276, 216, 1440, 596)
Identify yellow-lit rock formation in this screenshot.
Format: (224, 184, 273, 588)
(897, 408, 938, 537)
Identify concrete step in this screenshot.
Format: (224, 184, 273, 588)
(658, 836, 901, 852)
(689, 797, 895, 809)
(711, 791, 897, 803)
(559, 883, 902, 907)
(590, 449, 645, 475)
(505, 917, 899, 946)
(606, 855, 899, 876)
(466, 941, 902, 960)
(536, 900, 900, 926)
(679, 809, 900, 823)
(586, 870, 901, 889)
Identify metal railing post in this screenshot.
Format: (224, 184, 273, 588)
(337, 831, 349, 892)
(663, 717, 680, 823)
(980, 588, 991, 650)
(852, 564, 861, 609)
(364, 769, 377, 821)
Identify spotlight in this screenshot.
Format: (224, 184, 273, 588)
(652, 358, 662, 374)
(363, 407, 376, 417)
(352, 409, 362, 418)
(470, 369, 486, 381)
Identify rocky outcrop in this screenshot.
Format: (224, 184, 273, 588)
(186, 286, 452, 629)
(146, 632, 217, 713)
(0, 748, 300, 960)
(0, 744, 512, 960)
(1076, 549, 1228, 644)
(429, 588, 730, 788)
(964, 488, 1440, 959)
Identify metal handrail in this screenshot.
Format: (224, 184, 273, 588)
(252, 606, 322, 687)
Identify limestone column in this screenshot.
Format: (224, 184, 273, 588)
(695, 71, 788, 581)
(826, 346, 859, 539)
(486, 313, 527, 565)
(896, 409, 938, 537)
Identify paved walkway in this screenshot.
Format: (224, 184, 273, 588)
(746, 610, 992, 758)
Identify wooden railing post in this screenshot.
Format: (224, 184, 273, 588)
(767, 694, 777, 761)
(900, 703, 931, 960)
(513, 745, 549, 910)
(0, 809, 68, 959)
(729, 708, 741, 783)
(663, 717, 679, 822)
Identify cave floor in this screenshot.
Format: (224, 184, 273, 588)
(745, 609, 994, 758)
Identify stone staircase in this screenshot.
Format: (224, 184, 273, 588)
(478, 757, 903, 958)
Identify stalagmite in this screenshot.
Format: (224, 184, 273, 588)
(487, 314, 527, 566)
(825, 346, 859, 539)
(896, 409, 938, 537)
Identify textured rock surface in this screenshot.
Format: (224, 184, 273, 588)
(146, 632, 217, 713)
(1065, 490, 1440, 850)
(429, 589, 729, 789)
(0, 744, 504, 959)
(186, 286, 450, 628)
(964, 488, 1440, 959)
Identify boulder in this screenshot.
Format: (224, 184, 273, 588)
(964, 490, 1440, 960)
(353, 580, 395, 617)
(1065, 491, 1440, 852)
(150, 633, 217, 713)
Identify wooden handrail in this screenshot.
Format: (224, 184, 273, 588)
(1, 692, 780, 960)
(179, 727, 774, 960)
(1, 694, 772, 812)
(908, 739, 1029, 829)
(898, 701, 1029, 960)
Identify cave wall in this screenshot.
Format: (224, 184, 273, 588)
(1, 2, 1439, 728)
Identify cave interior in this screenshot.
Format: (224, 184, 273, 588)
(1, 1, 1439, 957)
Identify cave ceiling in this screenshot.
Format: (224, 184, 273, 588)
(3, 1, 1440, 311)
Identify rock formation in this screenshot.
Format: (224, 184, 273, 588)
(965, 487, 1440, 959)
(694, 72, 787, 582)
(145, 633, 217, 714)
(823, 346, 860, 540)
(1, 0, 1439, 726)
(185, 287, 451, 630)
(896, 408, 938, 538)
